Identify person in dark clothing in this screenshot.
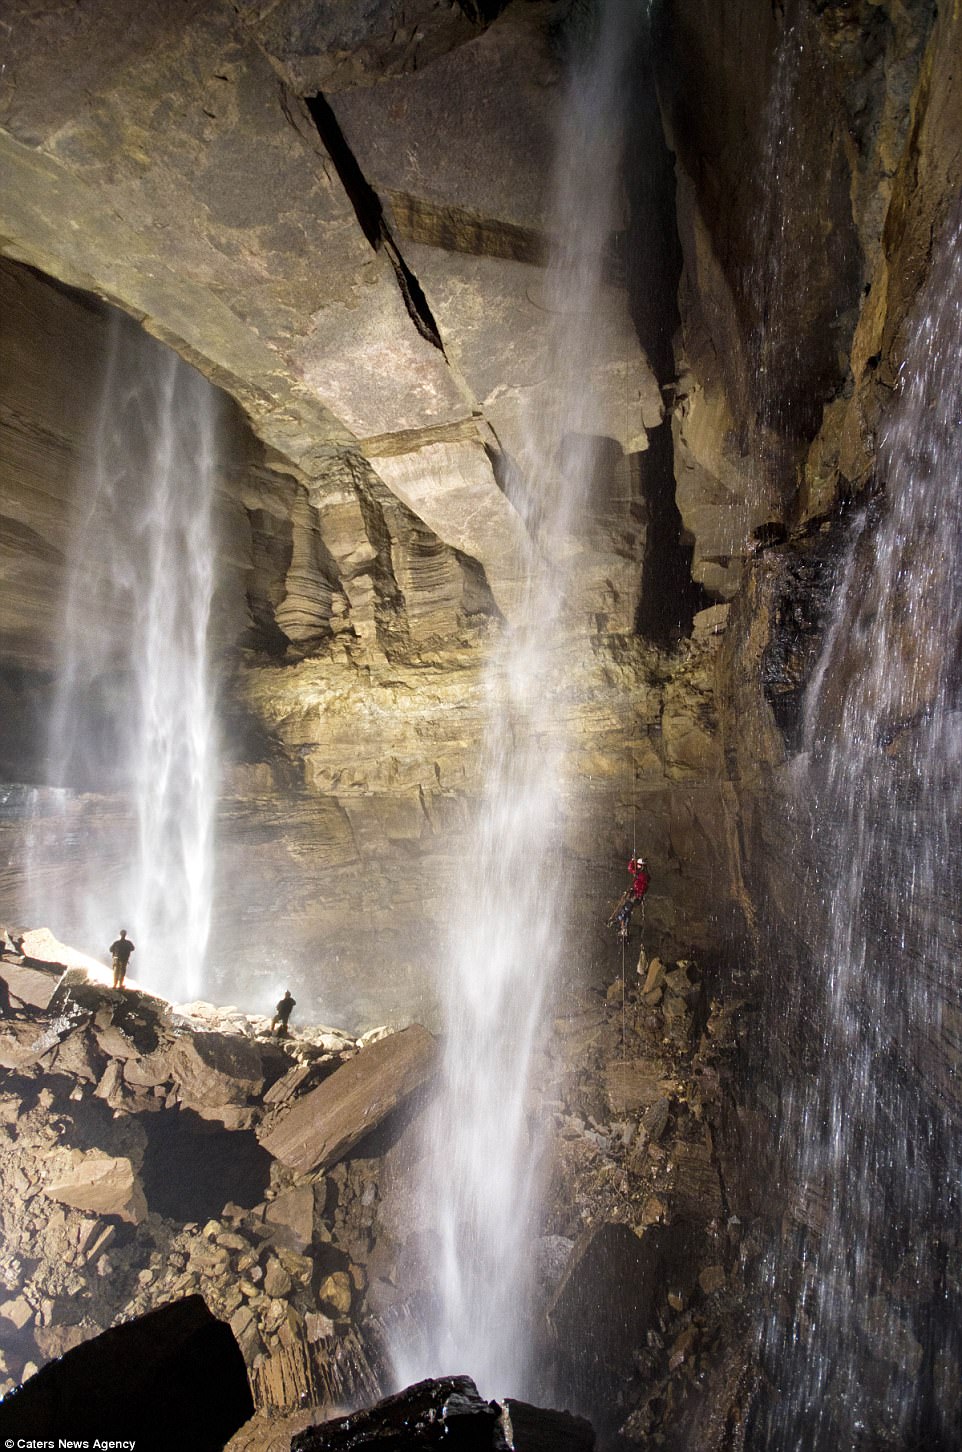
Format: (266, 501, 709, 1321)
(271, 990, 296, 1036)
(109, 929, 135, 988)
(607, 856, 651, 941)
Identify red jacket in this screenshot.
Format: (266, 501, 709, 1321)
(629, 859, 650, 899)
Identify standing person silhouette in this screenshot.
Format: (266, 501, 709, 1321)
(109, 929, 135, 988)
(271, 990, 296, 1036)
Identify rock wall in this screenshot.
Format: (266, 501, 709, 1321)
(2, 0, 961, 1440)
(0, 259, 740, 1029)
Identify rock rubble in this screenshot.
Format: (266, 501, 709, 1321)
(0, 935, 429, 1420)
(0, 930, 759, 1450)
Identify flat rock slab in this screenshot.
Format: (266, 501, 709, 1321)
(0, 1293, 253, 1450)
(258, 1023, 436, 1173)
(0, 957, 61, 1009)
(43, 1149, 147, 1225)
(605, 1057, 673, 1114)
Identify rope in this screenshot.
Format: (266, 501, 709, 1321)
(621, 926, 626, 1061)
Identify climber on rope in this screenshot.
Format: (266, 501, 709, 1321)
(606, 855, 650, 943)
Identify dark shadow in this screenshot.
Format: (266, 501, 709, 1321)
(620, 16, 709, 644)
(305, 93, 444, 351)
(140, 1108, 273, 1223)
(633, 424, 710, 647)
(623, 22, 683, 390)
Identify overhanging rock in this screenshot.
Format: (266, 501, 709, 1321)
(257, 1023, 437, 1173)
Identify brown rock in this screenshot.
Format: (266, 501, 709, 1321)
(264, 1184, 317, 1253)
(122, 1050, 170, 1088)
(257, 1024, 436, 1174)
(215, 1232, 250, 1253)
(168, 1031, 265, 1118)
(43, 1151, 147, 1225)
(699, 1264, 727, 1296)
(263, 1062, 313, 1106)
(317, 1271, 352, 1316)
(0, 959, 60, 1010)
(263, 1257, 292, 1299)
(93, 1060, 125, 1107)
(0, 1021, 42, 1068)
(668, 1139, 725, 1222)
(34, 1322, 99, 1359)
(47, 1027, 105, 1083)
(605, 1058, 672, 1115)
(305, 1311, 334, 1343)
(94, 1022, 142, 1060)
(0, 1296, 33, 1330)
(642, 1098, 671, 1144)
(642, 958, 666, 995)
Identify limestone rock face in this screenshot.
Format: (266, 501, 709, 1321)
(234, 0, 500, 96)
(658, 0, 937, 595)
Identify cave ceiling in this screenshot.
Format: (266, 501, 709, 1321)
(0, 0, 662, 622)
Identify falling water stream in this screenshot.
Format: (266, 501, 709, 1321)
(392, 0, 644, 1401)
(43, 315, 221, 1003)
(761, 202, 962, 1446)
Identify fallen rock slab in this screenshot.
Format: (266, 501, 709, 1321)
(0, 1293, 253, 1450)
(0, 957, 61, 1009)
(605, 1057, 673, 1114)
(258, 1024, 437, 1174)
(43, 1149, 148, 1225)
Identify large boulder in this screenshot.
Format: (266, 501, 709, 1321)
(0, 956, 61, 1010)
(546, 1221, 697, 1422)
(42, 1149, 148, 1225)
(258, 1024, 436, 1173)
(168, 1029, 266, 1121)
(0, 1294, 254, 1450)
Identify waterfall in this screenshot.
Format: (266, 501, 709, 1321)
(761, 202, 962, 1446)
(392, 0, 643, 1402)
(44, 315, 221, 1003)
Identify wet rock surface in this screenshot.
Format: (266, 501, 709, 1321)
(291, 1375, 596, 1451)
(534, 955, 757, 1448)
